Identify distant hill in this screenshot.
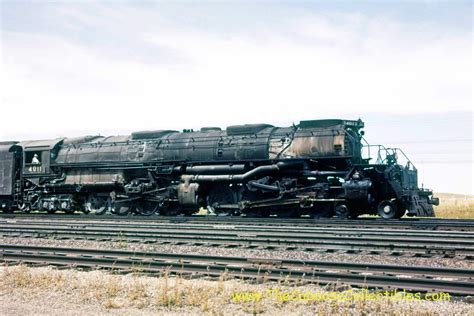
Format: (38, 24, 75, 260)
(433, 192, 473, 219)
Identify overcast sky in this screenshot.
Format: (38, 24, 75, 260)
(0, 1, 472, 195)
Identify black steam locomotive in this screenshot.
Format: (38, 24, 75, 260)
(0, 119, 438, 219)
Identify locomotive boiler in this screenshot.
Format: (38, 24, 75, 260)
(0, 119, 439, 218)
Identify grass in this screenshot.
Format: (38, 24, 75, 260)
(115, 231, 128, 249)
(1, 265, 472, 315)
(434, 193, 474, 219)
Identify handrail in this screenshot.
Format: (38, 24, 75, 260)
(361, 143, 416, 170)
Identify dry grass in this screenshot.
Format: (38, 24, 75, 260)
(434, 193, 474, 219)
(1, 265, 473, 315)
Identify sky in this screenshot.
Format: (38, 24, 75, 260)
(0, 1, 472, 195)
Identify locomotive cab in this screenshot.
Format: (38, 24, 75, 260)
(19, 139, 63, 176)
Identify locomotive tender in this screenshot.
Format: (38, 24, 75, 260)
(0, 119, 438, 219)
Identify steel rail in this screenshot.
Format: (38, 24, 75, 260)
(2, 219, 474, 239)
(0, 223, 474, 247)
(1, 225, 473, 247)
(1, 244, 473, 295)
(1, 226, 473, 258)
(1, 213, 473, 231)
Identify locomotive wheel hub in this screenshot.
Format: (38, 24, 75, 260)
(377, 200, 401, 219)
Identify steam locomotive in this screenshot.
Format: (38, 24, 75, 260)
(0, 119, 438, 218)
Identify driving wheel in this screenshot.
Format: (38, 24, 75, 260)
(84, 195, 108, 215)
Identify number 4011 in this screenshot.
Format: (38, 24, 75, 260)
(28, 166, 42, 173)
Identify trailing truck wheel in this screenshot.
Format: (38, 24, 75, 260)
(335, 204, 350, 219)
(19, 203, 31, 214)
(377, 200, 401, 219)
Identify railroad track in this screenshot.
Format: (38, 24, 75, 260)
(1, 244, 473, 295)
(1, 219, 473, 259)
(1, 213, 474, 231)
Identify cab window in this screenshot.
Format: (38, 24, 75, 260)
(25, 151, 42, 165)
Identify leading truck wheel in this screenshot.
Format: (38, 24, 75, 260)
(134, 200, 160, 216)
(377, 200, 401, 219)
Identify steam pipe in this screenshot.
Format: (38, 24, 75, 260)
(184, 161, 300, 183)
(174, 164, 246, 175)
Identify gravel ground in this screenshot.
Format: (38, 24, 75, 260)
(1, 236, 472, 269)
(1, 266, 473, 316)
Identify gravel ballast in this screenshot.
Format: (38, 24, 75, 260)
(1, 236, 472, 269)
